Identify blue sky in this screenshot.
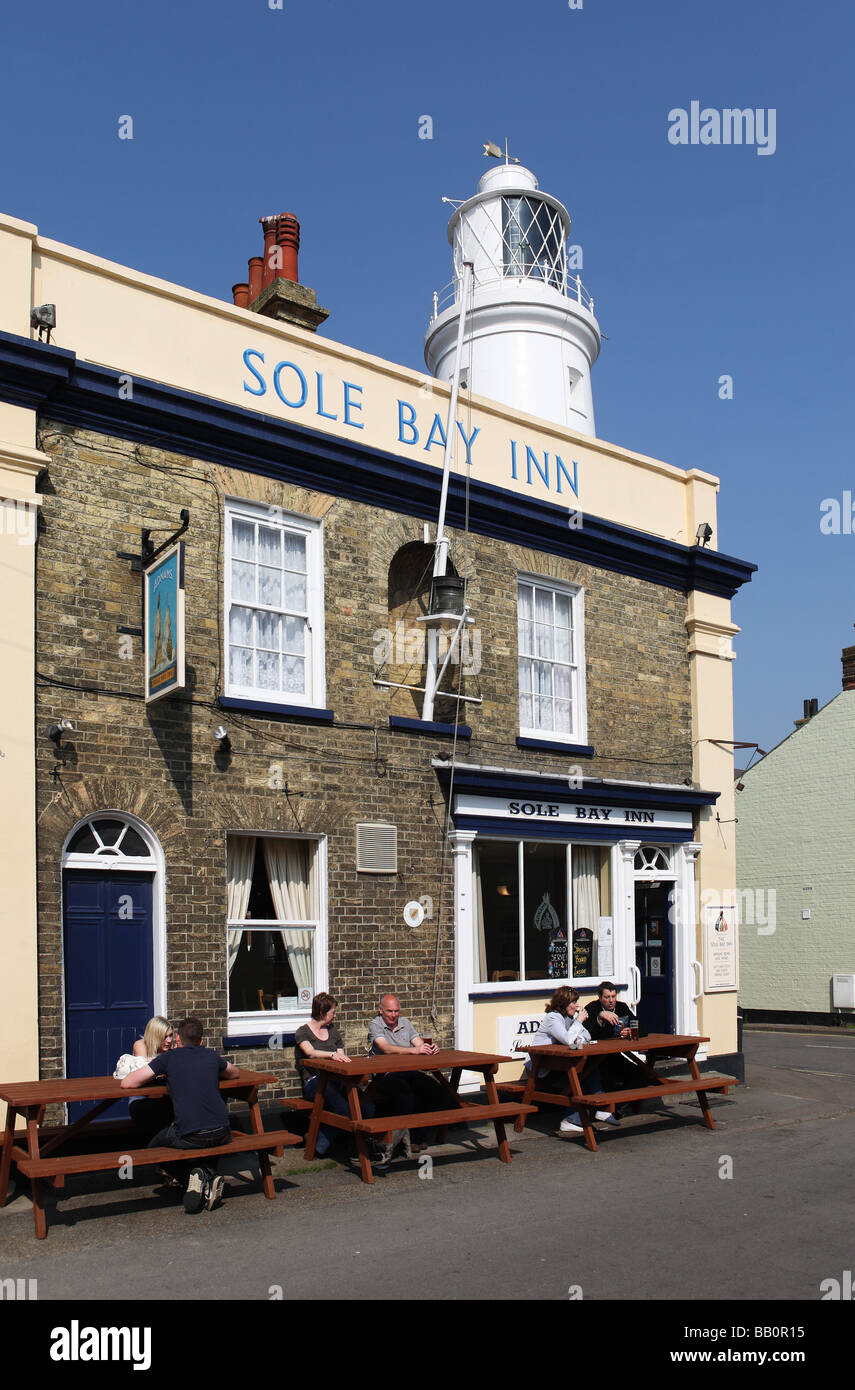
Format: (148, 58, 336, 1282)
(2, 0, 852, 756)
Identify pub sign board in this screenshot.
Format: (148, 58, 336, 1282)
(144, 541, 186, 703)
(702, 902, 739, 992)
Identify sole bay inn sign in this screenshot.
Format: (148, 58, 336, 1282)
(454, 793, 694, 834)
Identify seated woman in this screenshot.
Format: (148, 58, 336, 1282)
(522, 987, 619, 1135)
(295, 993, 374, 1159)
(114, 1016, 175, 1144)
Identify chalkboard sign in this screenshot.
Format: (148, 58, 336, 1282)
(548, 929, 568, 979)
(573, 927, 593, 977)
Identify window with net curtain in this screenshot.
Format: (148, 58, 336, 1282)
(227, 835, 317, 1015)
(518, 578, 582, 741)
(473, 840, 609, 984)
(226, 503, 320, 705)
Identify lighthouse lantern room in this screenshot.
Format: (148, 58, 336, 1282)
(425, 158, 602, 436)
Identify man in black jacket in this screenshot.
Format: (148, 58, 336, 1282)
(585, 982, 636, 1040)
(585, 982, 645, 1094)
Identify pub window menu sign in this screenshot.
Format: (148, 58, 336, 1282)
(144, 542, 186, 703)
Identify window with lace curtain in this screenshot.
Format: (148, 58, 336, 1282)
(226, 834, 325, 1030)
(225, 500, 324, 707)
(517, 575, 586, 742)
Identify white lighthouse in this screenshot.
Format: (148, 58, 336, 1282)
(424, 159, 601, 436)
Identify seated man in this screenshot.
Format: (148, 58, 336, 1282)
(121, 1015, 239, 1214)
(584, 981, 645, 1094)
(368, 994, 455, 1129)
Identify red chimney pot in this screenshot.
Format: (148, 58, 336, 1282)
(276, 213, 300, 283)
(248, 256, 263, 301)
(260, 216, 278, 289)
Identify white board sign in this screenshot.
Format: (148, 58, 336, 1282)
(703, 903, 739, 992)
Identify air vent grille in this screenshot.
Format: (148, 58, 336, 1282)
(356, 823, 398, 874)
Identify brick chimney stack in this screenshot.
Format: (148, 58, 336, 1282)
(842, 644, 855, 690)
(232, 213, 329, 332)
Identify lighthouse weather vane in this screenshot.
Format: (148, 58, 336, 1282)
(483, 138, 521, 165)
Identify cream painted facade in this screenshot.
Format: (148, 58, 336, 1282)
(0, 211, 748, 1094)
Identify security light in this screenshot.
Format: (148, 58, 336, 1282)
(47, 718, 75, 743)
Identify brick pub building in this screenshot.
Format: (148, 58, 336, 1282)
(0, 160, 755, 1109)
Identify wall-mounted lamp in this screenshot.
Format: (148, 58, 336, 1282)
(695, 522, 713, 547)
(47, 718, 75, 744)
(31, 303, 56, 343)
(214, 725, 231, 753)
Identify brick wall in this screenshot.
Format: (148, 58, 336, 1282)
(35, 421, 693, 1094)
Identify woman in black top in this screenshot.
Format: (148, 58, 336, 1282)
(295, 993, 374, 1156)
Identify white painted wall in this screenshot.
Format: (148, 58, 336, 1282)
(736, 691, 855, 1014)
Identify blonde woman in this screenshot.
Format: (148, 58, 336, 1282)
(114, 1016, 176, 1150)
(133, 1016, 175, 1060)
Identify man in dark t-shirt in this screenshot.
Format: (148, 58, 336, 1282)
(121, 1016, 239, 1213)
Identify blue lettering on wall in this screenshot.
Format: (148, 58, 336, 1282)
(243, 349, 267, 397)
(424, 413, 447, 452)
(398, 399, 419, 445)
(343, 381, 364, 429)
(315, 371, 337, 421)
(456, 421, 480, 466)
(556, 455, 579, 497)
(510, 439, 519, 479)
(273, 361, 308, 409)
(526, 446, 549, 489)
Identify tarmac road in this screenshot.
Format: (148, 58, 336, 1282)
(2, 1031, 854, 1305)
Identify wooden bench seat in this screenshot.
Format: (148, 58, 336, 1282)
(280, 1097, 313, 1112)
(353, 1102, 536, 1135)
(573, 1078, 734, 1109)
(15, 1128, 302, 1180)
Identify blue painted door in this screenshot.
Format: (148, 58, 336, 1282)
(63, 871, 154, 1121)
(634, 882, 674, 1035)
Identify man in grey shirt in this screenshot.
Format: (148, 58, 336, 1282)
(368, 994, 454, 1118)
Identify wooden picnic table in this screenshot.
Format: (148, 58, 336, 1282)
(293, 1049, 534, 1184)
(505, 1034, 734, 1152)
(0, 1069, 301, 1239)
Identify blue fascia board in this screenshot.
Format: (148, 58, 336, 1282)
(436, 763, 719, 809)
(0, 330, 757, 599)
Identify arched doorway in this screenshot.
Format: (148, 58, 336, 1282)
(62, 814, 163, 1117)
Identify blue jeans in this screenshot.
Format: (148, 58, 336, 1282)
(302, 1076, 375, 1154)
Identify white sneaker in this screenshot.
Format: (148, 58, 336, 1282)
(559, 1115, 584, 1133)
(595, 1110, 620, 1125)
(204, 1174, 225, 1210)
(183, 1167, 206, 1214)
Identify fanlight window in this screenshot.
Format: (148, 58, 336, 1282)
(634, 846, 672, 874)
(66, 818, 151, 859)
